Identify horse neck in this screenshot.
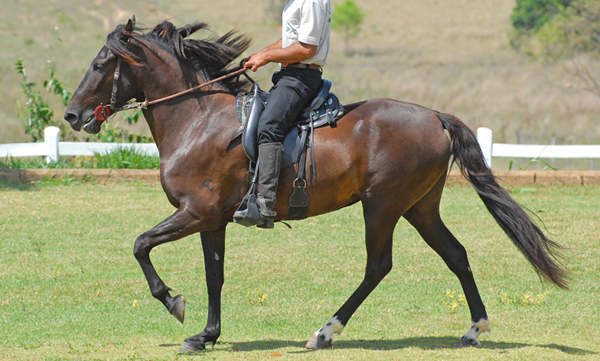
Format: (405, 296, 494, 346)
(138, 62, 238, 156)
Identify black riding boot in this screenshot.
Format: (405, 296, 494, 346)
(255, 142, 282, 229)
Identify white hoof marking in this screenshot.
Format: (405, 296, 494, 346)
(305, 316, 344, 349)
(462, 318, 490, 344)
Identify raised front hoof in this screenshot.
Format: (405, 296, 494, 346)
(305, 334, 332, 350)
(453, 336, 481, 348)
(167, 294, 186, 324)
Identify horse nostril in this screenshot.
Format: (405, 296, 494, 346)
(64, 112, 79, 124)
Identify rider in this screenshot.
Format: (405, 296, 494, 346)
(235, 0, 332, 228)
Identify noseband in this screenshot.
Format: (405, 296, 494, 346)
(93, 58, 124, 122)
(93, 58, 251, 124)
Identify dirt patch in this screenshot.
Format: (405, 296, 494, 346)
(3, 169, 600, 186)
(0, 169, 160, 184)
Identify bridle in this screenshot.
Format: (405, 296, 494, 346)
(93, 57, 251, 124)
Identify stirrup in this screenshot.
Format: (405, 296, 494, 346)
(233, 194, 262, 227)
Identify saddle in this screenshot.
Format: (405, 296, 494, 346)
(235, 80, 344, 219)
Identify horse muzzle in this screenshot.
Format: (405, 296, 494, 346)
(64, 110, 83, 131)
(82, 117, 102, 134)
(64, 108, 102, 134)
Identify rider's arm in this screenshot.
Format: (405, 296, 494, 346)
(245, 0, 327, 72)
(244, 41, 317, 72)
(262, 39, 283, 52)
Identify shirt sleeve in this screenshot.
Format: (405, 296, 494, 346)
(298, 0, 327, 46)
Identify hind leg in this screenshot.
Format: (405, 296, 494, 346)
(404, 181, 490, 346)
(305, 198, 399, 349)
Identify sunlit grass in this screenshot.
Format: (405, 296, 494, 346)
(0, 182, 599, 360)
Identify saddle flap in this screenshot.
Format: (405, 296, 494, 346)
(241, 84, 267, 161)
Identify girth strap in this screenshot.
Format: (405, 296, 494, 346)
(289, 127, 311, 219)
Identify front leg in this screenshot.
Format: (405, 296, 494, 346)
(133, 207, 202, 323)
(180, 227, 226, 353)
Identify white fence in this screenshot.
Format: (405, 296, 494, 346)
(476, 127, 600, 167)
(1, 126, 600, 166)
(0, 127, 158, 163)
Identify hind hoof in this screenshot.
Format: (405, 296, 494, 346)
(168, 294, 186, 324)
(305, 334, 332, 349)
(453, 336, 481, 348)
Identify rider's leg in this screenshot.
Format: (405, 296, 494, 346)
(252, 68, 322, 228)
(255, 142, 282, 228)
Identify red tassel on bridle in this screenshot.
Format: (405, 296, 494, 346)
(93, 103, 113, 123)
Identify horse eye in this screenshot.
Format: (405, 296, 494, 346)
(93, 63, 103, 71)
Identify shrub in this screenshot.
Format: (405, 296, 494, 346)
(536, 0, 600, 55)
(511, 0, 572, 33)
(91, 147, 159, 169)
(16, 60, 151, 144)
(15, 60, 71, 142)
(332, 0, 366, 54)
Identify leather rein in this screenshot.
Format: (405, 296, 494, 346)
(93, 58, 251, 123)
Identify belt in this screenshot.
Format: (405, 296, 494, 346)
(282, 63, 323, 71)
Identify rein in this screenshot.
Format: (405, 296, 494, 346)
(93, 59, 251, 123)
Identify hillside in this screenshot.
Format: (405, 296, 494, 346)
(0, 0, 598, 144)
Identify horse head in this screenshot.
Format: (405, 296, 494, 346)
(64, 17, 251, 135)
(65, 18, 145, 134)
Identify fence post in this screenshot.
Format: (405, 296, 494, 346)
(44, 126, 60, 163)
(477, 127, 493, 168)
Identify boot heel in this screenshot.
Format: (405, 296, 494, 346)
(257, 217, 275, 229)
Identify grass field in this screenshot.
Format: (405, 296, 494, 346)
(0, 180, 599, 360)
(1, 0, 599, 146)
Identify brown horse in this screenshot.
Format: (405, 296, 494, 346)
(64, 19, 566, 352)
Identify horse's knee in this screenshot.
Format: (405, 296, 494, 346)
(133, 235, 148, 260)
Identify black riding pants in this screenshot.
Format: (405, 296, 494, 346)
(257, 68, 322, 145)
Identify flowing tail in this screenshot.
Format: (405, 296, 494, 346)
(438, 113, 567, 288)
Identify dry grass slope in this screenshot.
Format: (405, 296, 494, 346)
(0, 0, 598, 144)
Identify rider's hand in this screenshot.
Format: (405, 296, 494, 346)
(244, 52, 270, 72)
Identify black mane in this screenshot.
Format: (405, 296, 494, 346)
(106, 20, 252, 93)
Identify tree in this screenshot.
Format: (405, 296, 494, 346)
(511, 0, 599, 98)
(539, 0, 599, 97)
(536, 0, 599, 55)
(332, 0, 365, 54)
(511, 0, 572, 33)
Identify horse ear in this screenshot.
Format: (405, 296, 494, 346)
(125, 16, 136, 32)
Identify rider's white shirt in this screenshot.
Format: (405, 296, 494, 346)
(282, 0, 332, 66)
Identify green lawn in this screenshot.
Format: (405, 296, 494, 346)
(0, 180, 599, 360)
